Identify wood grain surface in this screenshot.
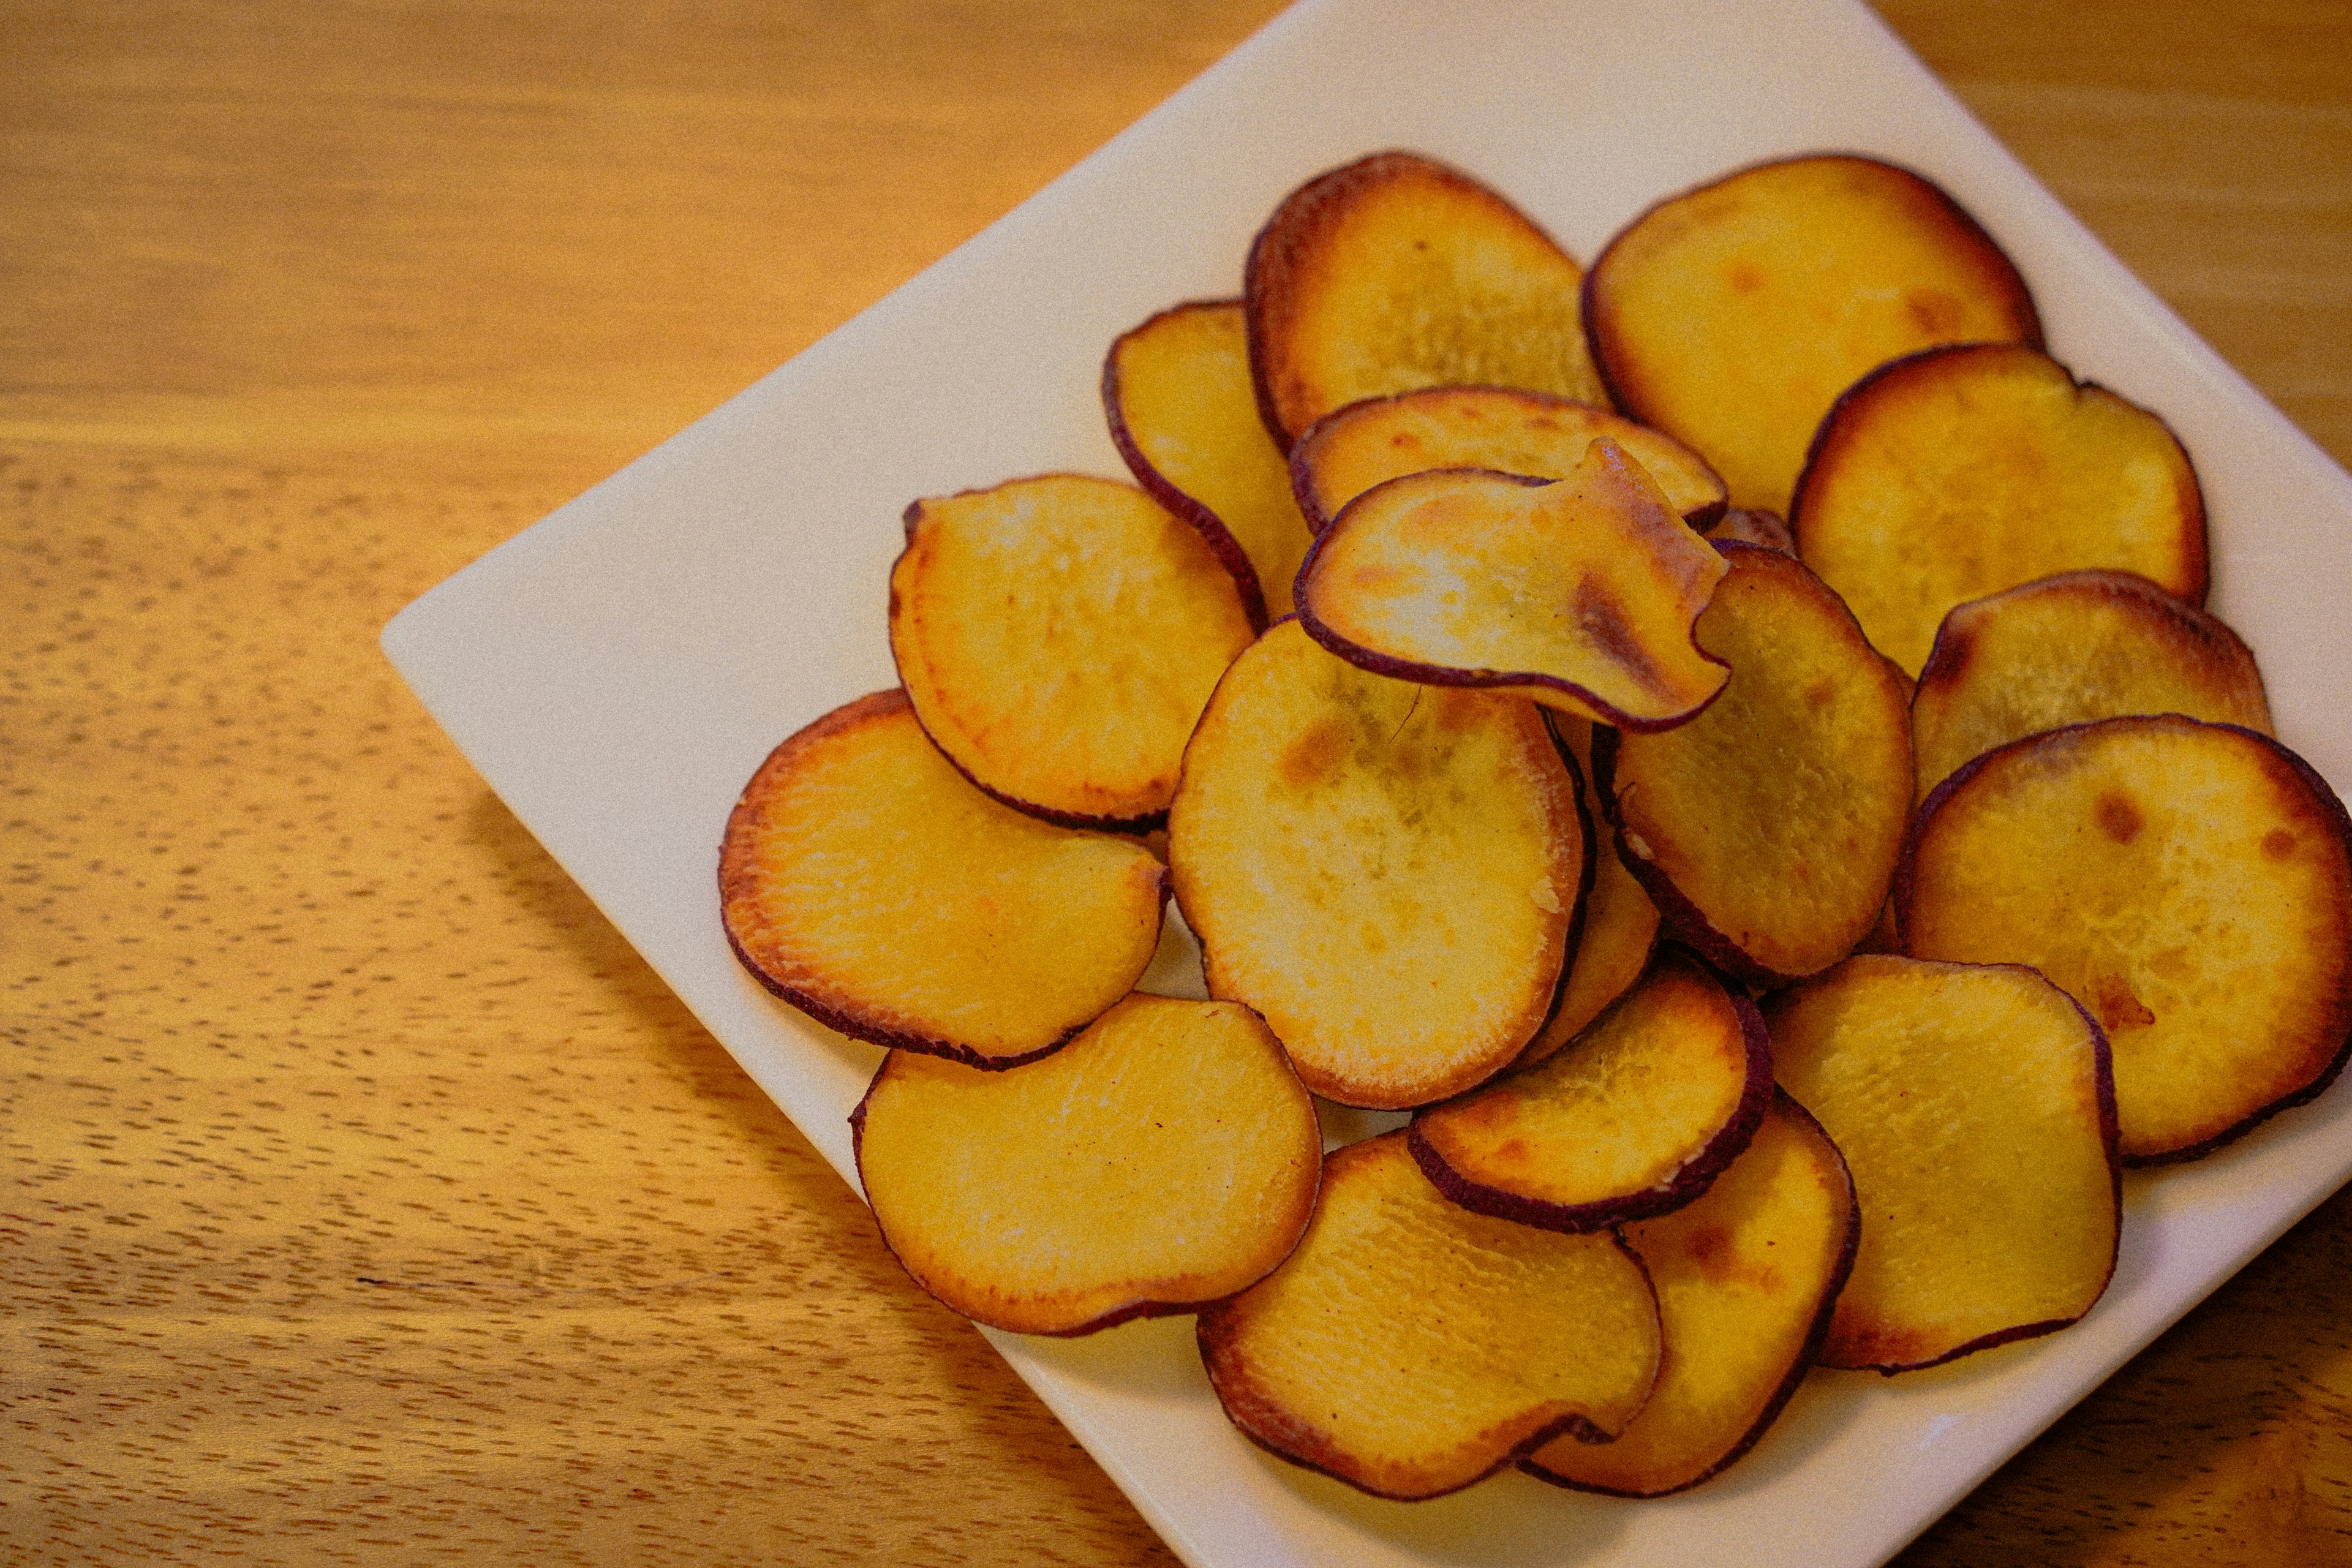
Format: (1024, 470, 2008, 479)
(6, 2, 2350, 1564)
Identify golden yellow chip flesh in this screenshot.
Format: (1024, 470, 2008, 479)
(853, 994, 1322, 1336)
(1295, 439, 1732, 730)
(1198, 1132, 1661, 1501)
(1521, 713, 1660, 1063)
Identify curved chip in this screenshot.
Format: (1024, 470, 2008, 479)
(1899, 715, 2352, 1163)
(1521, 712, 1661, 1064)
(852, 994, 1322, 1335)
(1586, 153, 2040, 515)
(720, 690, 1168, 1066)
(889, 472, 1256, 830)
(1168, 619, 1587, 1109)
(1104, 298, 1316, 624)
(1765, 955, 2120, 1373)
(1522, 1090, 1858, 1496)
(1792, 344, 2208, 673)
(1245, 149, 1605, 450)
(1411, 945, 1771, 1232)
(1911, 567, 2271, 801)
(1289, 384, 1726, 533)
(1596, 541, 1914, 987)
(1294, 440, 1732, 731)
(1197, 1131, 1661, 1501)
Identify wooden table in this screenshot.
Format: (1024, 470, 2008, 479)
(8, 2, 2350, 1562)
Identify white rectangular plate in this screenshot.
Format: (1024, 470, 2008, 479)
(382, 1, 2352, 1563)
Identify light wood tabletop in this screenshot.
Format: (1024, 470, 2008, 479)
(7, 2, 2351, 1564)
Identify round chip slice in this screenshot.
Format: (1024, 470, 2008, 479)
(1595, 541, 1914, 987)
(852, 994, 1322, 1336)
(1792, 344, 2208, 673)
(1586, 153, 2040, 515)
(1245, 149, 1605, 450)
(1169, 619, 1587, 1109)
(1197, 1131, 1662, 1501)
(720, 690, 1168, 1067)
(889, 472, 1256, 830)
(1899, 715, 2352, 1163)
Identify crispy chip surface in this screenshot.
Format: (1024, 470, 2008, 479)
(890, 473, 1255, 828)
(1295, 442, 1732, 730)
(1105, 300, 1315, 623)
(1197, 1132, 1660, 1500)
(1587, 153, 2039, 514)
(1246, 150, 1604, 448)
(719, 691, 1167, 1065)
(853, 995, 1321, 1335)
(1767, 956, 2119, 1372)
(1901, 716, 2352, 1161)
(1911, 568, 2271, 801)
(1522, 714, 1660, 1062)
(1169, 620, 1585, 1109)
(1793, 344, 2207, 673)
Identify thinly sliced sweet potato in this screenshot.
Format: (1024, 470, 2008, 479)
(1294, 440, 1732, 731)
(1765, 955, 2119, 1372)
(1586, 153, 2040, 515)
(1899, 715, 2352, 1163)
(1168, 619, 1587, 1109)
(1104, 299, 1316, 624)
(1246, 150, 1605, 450)
(1911, 568, 2272, 802)
(1521, 712, 1660, 1064)
(1289, 385, 1725, 533)
(1197, 1131, 1661, 1501)
(851, 994, 1321, 1335)
(1792, 344, 2208, 673)
(889, 473, 1256, 830)
(1523, 1090, 1858, 1496)
(1411, 945, 1771, 1231)
(1595, 541, 1914, 987)
(720, 690, 1167, 1066)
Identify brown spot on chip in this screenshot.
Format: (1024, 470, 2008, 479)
(1905, 287, 1966, 335)
(1726, 260, 1763, 294)
(1277, 717, 1351, 790)
(2094, 790, 2143, 845)
(2091, 973, 2156, 1033)
(2264, 828, 2299, 860)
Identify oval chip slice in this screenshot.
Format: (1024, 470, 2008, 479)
(1522, 1090, 1858, 1496)
(853, 994, 1322, 1336)
(1586, 153, 2040, 516)
(1289, 384, 1726, 533)
(1911, 568, 2272, 802)
(889, 473, 1256, 831)
(1792, 344, 2208, 673)
(1169, 619, 1587, 1109)
(1899, 715, 2352, 1163)
(1294, 441, 1732, 731)
(1246, 149, 1605, 450)
(1104, 298, 1316, 624)
(1766, 955, 2120, 1373)
(720, 690, 1168, 1067)
(1596, 541, 1914, 987)
(1197, 1131, 1662, 1501)
(1411, 946, 1771, 1232)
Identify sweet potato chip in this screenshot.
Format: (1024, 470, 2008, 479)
(1595, 541, 1914, 986)
(1411, 945, 1771, 1232)
(1521, 713, 1660, 1063)
(852, 994, 1321, 1335)
(1289, 384, 1725, 533)
(1294, 440, 1732, 731)
(720, 690, 1167, 1066)
(1792, 343, 2208, 672)
(1104, 299, 1316, 624)
(1911, 567, 2271, 801)
(1707, 507, 1793, 554)
(1766, 955, 2119, 1372)
(1169, 619, 1586, 1109)
(889, 473, 1256, 829)
(1900, 716, 2352, 1163)
(1523, 1090, 1857, 1496)
(1197, 1131, 1660, 1501)
(1586, 153, 2040, 514)
(1246, 149, 1604, 450)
